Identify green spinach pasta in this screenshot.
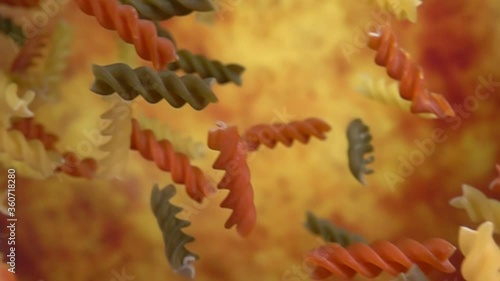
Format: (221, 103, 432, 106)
(119, 0, 214, 20)
(304, 211, 365, 246)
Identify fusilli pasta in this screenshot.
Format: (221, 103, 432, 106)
(168, 49, 245, 86)
(73, 0, 177, 70)
(357, 75, 437, 119)
(0, 73, 35, 127)
(306, 238, 456, 279)
(91, 63, 217, 110)
(449, 184, 500, 234)
(241, 118, 331, 152)
(9, 118, 58, 151)
(9, 26, 51, 74)
(391, 265, 429, 281)
(368, 24, 455, 118)
(119, 0, 214, 20)
(135, 114, 205, 159)
(130, 119, 214, 202)
(459, 222, 500, 281)
(208, 122, 256, 237)
(151, 184, 198, 279)
(304, 211, 365, 246)
(55, 152, 98, 179)
(0, 15, 25, 47)
(96, 96, 133, 179)
(346, 118, 374, 186)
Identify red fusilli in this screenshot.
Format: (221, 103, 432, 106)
(9, 118, 58, 151)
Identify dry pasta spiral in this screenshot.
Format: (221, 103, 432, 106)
(368, 24, 455, 118)
(346, 118, 374, 186)
(0, 73, 35, 127)
(0, 15, 25, 47)
(91, 63, 217, 111)
(151, 184, 198, 279)
(73, 0, 177, 70)
(120, 0, 214, 20)
(304, 211, 366, 246)
(9, 118, 58, 151)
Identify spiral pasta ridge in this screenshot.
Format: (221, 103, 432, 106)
(54, 152, 97, 179)
(208, 122, 256, 237)
(241, 118, 331, 152)
(304, 211, 366, 247)
(367, 24, 455, 118)
(168, 49, 245, 86)
(0, 73, 35, 127)
(0, 128, 62, 177)
(0, 16, 25, 46)
(391, 265, 429, 281)
(307, 238, 456, 280)
(449, 184, 500, 234)
(0, 0, 40, 7)
(10, 27, 51, 74)
(97, 96, 132, 178)
(91, 63, 217, 111)
(120, 0, 214, 20)
(73, 0, 177, 70)
(151, 184, 198, 279)
(346, 118, 374, 185)
(9, 118, 58, 151)
(135, 114, 205, 159)
(131, 119, 213, 202)
(459, 222, 500, 281)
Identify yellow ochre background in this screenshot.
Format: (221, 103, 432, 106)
(1, 0, 500, 281)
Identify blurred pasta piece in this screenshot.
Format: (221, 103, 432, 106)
(119, 0, 214, 20)
(9, 24, 52, 75)
(135, 114, 205, 160)
(306, 238, 456, 279)
(150, 184, 198, 279)
(0, 73, 35, 127)
(368, 0, 422, 23)
(55, 152, 98, 179)
(8, 118, 58, 151)
(459, 222, 500, 281)
(391, 265, 429, 281)
(208, 122, 255, 237)
(91, 63, 217, 111)
(450, 184, 500, 234)
(241, 118, 331, 152)
(356, 75, 437, 119)
(489, 164, 500, 190)
(96, 95, 133, 179)
(304, 211, 366, 246)
(0, 15, 26, 47)
(346, 118, 374, 186)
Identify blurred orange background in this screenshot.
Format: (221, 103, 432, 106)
(0, 0, 500, 281)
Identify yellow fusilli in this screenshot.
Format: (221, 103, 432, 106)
(135, 114, 205, 159)
(0, 72, 35, 127)
(96, 95, 133, 179)
(459, 221, 500, 281)
(450, 184, 500, 234)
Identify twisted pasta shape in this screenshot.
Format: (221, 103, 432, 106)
(91, 63, 217, 110)
(96, 96, 132, 179)
(208, 122, 256, 237)
(131, 119, 214, 202)
(346, 119, 374, 186)
(368, 24, 455, 118)
(0, 0, 40, 7)
(154, 22, 177, 47)
(0, 73, 35, 127)
(0, 127, 62, 178)
(369, 0, 422, 23)
(55, 152, 98, 179)
(304, 211, 366, 246)
(357, 75, 437, 119)
(241, 118, 331, 152)
(168, 49, 245, 86)
(0, 15, 25, 47)
(391, 265, 429, 281)
(9, 118, 58, 151)
(135, 114, 205, 159)
(489, 164, 500, 190)
(151, 184, 198, 279)
(10, 27, 51, 74)
(73, 0, 176, 70)
(119, 0, 214, 20)
(449, 184, 500, 234)
(307, 238, 456, 280)
(459, 222, 500, 281)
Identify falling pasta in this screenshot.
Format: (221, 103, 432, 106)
(150, 184, 199, 279)
(0, 73, 35, 127)
(119, 0, 214, 20)
(304, 211, 366, 246)
(9, 118, 58, 151)
(91, 63, 217, 110)
(391, 265, 429, 281)
(0, 15, 26, 47)
(346, 118, 374, 186)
